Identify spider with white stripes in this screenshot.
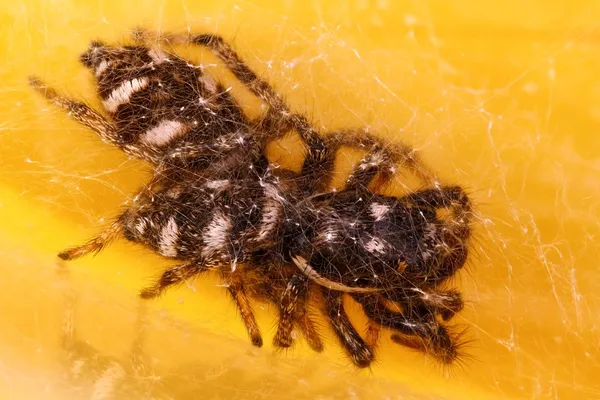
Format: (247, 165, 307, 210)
(30, 30, 473, 368)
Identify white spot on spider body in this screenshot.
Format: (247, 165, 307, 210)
(199, 74, 218, 93)
(141, 120, 188, 146)
(424, 223, 438, 241)
(103, 77, 149, 112)
(254, 184, 283, 242)
(202, 212, 232, 258)
(147, 47, 168, 64)
(95, 60, 111, 77)
(364, 236, 387, 254)
(135, 218, 148, 235)
(317, 228, 337, 244)
(204, 180, 230, 190)
(167, 186, 182, 198)
(159, 217, 179, 257)
(370, 202, 390, 221)
(263, 183, 286, 202)
(359, 152, 384, 170)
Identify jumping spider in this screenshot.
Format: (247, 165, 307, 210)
(31, 30, 473, 368)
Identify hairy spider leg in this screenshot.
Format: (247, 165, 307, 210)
(356, 293, 386, 352)
(272, 274, 305, 348)
(403, 185, 472, 283)
(139, 255, 265, 347)
(141, 30, 439, 195)
(161, 33, 436, 189)
(139, 259, 208, 299)
(226, 275, 264, 347)
(364, 320, 381, 352)
(30, 75, 257, 175)
(56, 171, 168, 261)
(401, 185, 473, 249)
(294, 310, 324, 352)
(238, 258, 324, 351)
(29, 76, 158, 163)
(323, 290, 374, 368)
(354, 294, 458, 364)
(271, 273, 325, 352)
(58, 219, 123, 261)
(394, 287, 465, 322)
(402, 185, 471, 211)
(331, 130, 436, 191)
(139, 31, 333, 192)
(390, 327, 459, 365)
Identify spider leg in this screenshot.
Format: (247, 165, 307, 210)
(273, 274, 305, 348)
(58, 219, 122, 260)
(139, 259, 207, 299)
(184, 33, 334, 193)
(271, 273, 324, 351)
(390, 325, 457, 365)
(29, 76, 154, 162)
(226, 276, 263, 347)
(356, 294, 433, 336)
(295, 311, 324, 352)
(136, 31, 334, 191)
(402, 186, 472, 282)
(354, 294, 458, 364)
(135, 31, 436, 193)
(405, 287, 464, 322)
(330, 130, 435, 191)
(364, 320, 381, 350)
(402, 185, 470, 211)
(58, 172, 166, 261)
(145, 32, 302, 131)
(323, 290, 373, 368)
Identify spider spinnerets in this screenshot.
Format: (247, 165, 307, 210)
(31, 29, 473, 368)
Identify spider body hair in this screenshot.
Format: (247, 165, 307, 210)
(31, 31, 474, 368)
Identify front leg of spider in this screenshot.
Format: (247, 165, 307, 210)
(355, 294, 458, 364)
(330, 130, 435, 191)
(395, 287, 464, 322)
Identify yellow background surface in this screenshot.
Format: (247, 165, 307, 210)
(1, 1, 599, 399)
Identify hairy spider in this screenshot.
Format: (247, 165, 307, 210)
(31, 30, 473, 368)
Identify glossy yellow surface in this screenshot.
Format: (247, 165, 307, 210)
(1, 1, 599, 399)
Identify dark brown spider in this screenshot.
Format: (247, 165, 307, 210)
(30, 30, 473, 368)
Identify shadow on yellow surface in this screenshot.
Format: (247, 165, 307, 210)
(1, 1, 599, 399)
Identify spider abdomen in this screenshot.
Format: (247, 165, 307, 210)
(80, 41, 249, 163)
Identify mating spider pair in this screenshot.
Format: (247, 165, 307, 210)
(31, 29, 473, 367)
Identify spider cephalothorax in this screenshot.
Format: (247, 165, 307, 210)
(31, 30, 473, 368)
